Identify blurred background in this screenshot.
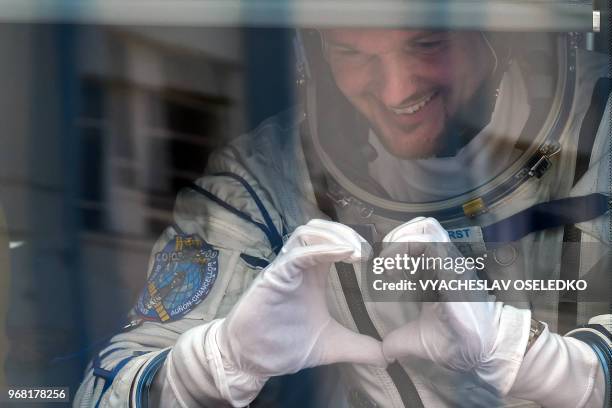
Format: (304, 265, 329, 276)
(0, 21, 295, 402)
(0, 0, 606, 405)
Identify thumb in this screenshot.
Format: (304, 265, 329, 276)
(315, 319, 387, 368)
(382, 320, 426, 363)
(384, 217, 450, 243)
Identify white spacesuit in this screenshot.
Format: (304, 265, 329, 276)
(74, 27, 611, 408)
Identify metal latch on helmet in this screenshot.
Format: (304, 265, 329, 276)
(327, 189, 374, 218)
(516, 143, 562, 180)
(327, 189, 351, 208)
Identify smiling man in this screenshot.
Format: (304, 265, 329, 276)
(75, 20, 610, 408)
(322, 29, 493, 158)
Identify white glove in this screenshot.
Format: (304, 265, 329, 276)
(381, 217, 531, 395)
(210, 219, 386, 405)
(509, 324, 607, 408)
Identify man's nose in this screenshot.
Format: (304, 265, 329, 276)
(371, 53, 420, 108)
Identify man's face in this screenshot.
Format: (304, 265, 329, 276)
(322, 29, 492, 158)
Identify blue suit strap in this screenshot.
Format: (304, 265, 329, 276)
(93, 350, 147, 408)
(482, 193, 610, 242)
(189, 182, 280, 253)
(92, 347, 126, 380)
(240, 253, 270, 269)
(172, 222, 185, 236)
(558, 78, 612, 333)
(573, 77, 611, 186)
(134, 349, 171, 408)
(213, 172, 284, 252)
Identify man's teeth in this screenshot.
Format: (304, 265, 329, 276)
(391, 92, 436, 115)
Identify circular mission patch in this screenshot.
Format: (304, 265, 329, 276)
(136, 234, 219, 322)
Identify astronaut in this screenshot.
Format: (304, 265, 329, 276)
(74, 21, 610, 408)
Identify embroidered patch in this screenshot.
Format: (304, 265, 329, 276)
(136, 234, 219, 322)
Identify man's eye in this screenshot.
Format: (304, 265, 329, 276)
(327, 47, 372, 67)
(333, 48, 361, 57)
(418, 40, 442, 48)
(414, 40, 446, 52)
